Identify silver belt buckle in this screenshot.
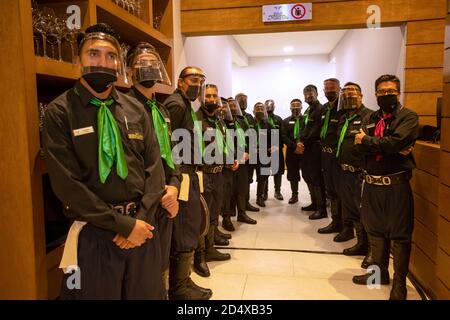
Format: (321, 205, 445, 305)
(349, 166, 355, 173)
(114, 205, 125, 215)
(365, 175, 373, 184)
(327, 147, 333, 153)
(382, 176, 392, 186)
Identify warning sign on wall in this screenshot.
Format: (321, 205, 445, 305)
(262, 3, 312, 22)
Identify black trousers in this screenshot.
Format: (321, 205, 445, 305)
(339, 170, 362, 227)
(231, 164, 249, 212)
(286, 151, 302, 182)
(361, 182, 414, 241)
(203, 172, 224, 226)
(222, 169, 234, 217)
(301, 142, 324, 187)
(60, 223, 164, 300)
(321, 151, 340, 200)
(155, 208, 173, 271)
(246, 163, 256, 202)
(171, 173, 202, 253)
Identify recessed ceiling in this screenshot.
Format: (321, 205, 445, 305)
(233, 30, 347, 57)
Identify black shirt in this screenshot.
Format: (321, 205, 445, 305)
(320, 100, 346, 149)
(196, 108, 228, 165)
(358, 105, 419, 175)
(242, 112, 256, 130)
(43, 80, 165, 237)
(282, 115, 304, 152)
(127, 87, 181, 190)
(337, 105, 373, 167)
(300, 100, 324, 146)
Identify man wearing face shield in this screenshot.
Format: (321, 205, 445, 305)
(282, 99, 303, 204)
(254, 102, 272, 208)
(225, 98, 257, 227)
(334, 83, 373, 267)
(318, 78, 347, 234)
(299, 85, 326, 220)
(163, 67, 212, 300)
(353, 75, 419, 300)
(43, 23, 166, 299)
(192, 84, 234, 278)
(264, 99, 285, 201)
(126, 42, 180, 297)
(236, 93, 260, 213)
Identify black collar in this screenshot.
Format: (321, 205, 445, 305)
(74, 80, 121, 107)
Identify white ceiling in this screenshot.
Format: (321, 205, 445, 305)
(233, 30, 347, 57)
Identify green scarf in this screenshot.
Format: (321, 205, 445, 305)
(191, 108, 205, 156)
(243, 115, 251, 128)
(234, 120, 247, 149)
(90, 96, 128, 184)
(213, 119, 227, 155)
(268, 115, 278, 129)
(303, 107, 311, 127)
(336, 114, 358, 158)
(294, 117, 300, 140)
(146, 100, 174, 169)
(320, 107, 331, 140)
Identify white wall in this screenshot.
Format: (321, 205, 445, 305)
(329, 26, 406, 110)
(232, 55, 336, 119)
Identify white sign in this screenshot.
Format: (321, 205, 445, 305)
(262, 3, 312, 22)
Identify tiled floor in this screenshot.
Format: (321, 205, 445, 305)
(191, 176, 422, 300)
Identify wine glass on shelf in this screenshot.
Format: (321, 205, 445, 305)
(54, 16, 68, 61)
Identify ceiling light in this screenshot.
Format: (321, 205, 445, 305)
(283, 46, 294, 53)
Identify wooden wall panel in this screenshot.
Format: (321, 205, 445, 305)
(436, 248, 450, 289)
(439, 183, 450, 221)
(405, 68, 444, 93)
(404, 92, 442, 116)
(436, 278, 450, 299)
(440, 151, 450, 186)
(413, 219, 438, 262)
(406, 44, 445, 69)
(413, 141, 440, 176)
(419, 115, 438, 126)
(414, 193, 439, 235)
(441, 118, 450, 152)
(411, 169, 439, 205)
(438, 216, 450, 255)
(407, 19, 446, 45)
(443, 83, 450, 117)
(410, 245, 437, 298)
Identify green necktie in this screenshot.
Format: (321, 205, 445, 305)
(303, 107, 310, 126)
(268, 115, 278, 129)
(191, 108, 205, 156)
(320, 107, 331, 140)
(90, 97, 128, 184)
(243, 114, 251, 128)
(234, 120, 247, 149)
(146, 100, 174, 169)
(294, 117, 300, 140)
(213, 119, 227, 155)
(336, 114, 358, 158)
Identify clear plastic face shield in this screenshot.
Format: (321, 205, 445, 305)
(290, 100, 302, 117)
(265, 99, 275, 113)
(216, 98, 233, 122)
(338, 85, 362, 112)
(228, 98, 243, 117)
(253, 102, 268, 121)
(79, 32, 125, 84)
(128, 43, 171, 87)
(179, 68, 206, 110)
(235, 93, 248, 111)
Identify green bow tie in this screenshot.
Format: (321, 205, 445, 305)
(90, 96, 128, 184)
(191, 108, 205, 156)
(320, 107, 331, 140)
(234, 120, 247, 149)
(294, 117, 300, 140)
(336, 114, 358, 158)
(146, 100, 174, 169)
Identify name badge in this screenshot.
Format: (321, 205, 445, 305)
(321, 115, 325, 119)
(164, 117, 171, 123)
(350, 130, 360, 134)
(128, 133, 144, 140)
(73, 126, 94, 137)
(366, 123, 375, 129)
(289, 121, 295, 124)
(353, 121, 361, 125)
(330, 119, 339, 123)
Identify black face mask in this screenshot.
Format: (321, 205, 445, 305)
(185, 85, 201, 101)
(305, 97, 315, 105)
(204, 102, 218, 114)
(238, 100, 247, 110)
(255, 112, 265, 121)
(140, 80, 156, 88)
(377, 94, 398, 113)
(82, 66, 117, 93)
(325, 92, 338, 103)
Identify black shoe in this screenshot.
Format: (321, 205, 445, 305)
(262, 193, 268, 201)
(215, 228, 232, 240)
(361, 253, 374, 269)
(352, 269, 390, 285)
(318, 220, 342, 234)
(333, 227, 354, 242)
(222, 217, 235, 232)
(274, 191, 284, 201)
(237, 211, 257, 224)
(309, 210, 327, 220)
(205, 247, 231, 262)
(288, 193, 298, 204)
(187, 278, 213, 299)
(256, 198, 266, 207)
(193, 254, 210, 277)
(389, 240, 412, 300)
(246, 202, 260, 212)
(343, 222, 368, 256)
(301, 203, 317, 211)
(214, 234, 230, 246)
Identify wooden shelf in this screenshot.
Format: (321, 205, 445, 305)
(35, 56, 80, 80)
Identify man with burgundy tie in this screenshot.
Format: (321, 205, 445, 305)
(352, 74, 419, 300)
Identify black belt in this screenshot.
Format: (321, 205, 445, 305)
(112, 201, 138, 216)
(364, 171, 412, 186)
(341, 164, 361, 173)
(179, 165, 199, 174)
(202, 165, 224, 174)
(321, 146, 335, 154)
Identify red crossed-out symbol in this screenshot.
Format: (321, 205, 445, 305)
(291, 4, 306, 19)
